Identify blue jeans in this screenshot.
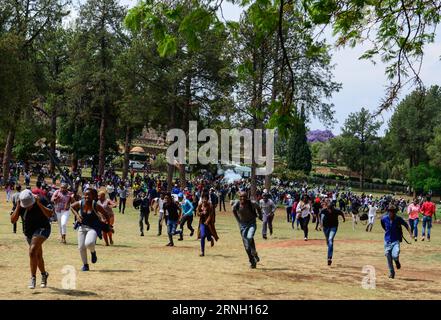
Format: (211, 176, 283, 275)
(239, 222, 257, 264)
(422, 216, 432, 238)
(200, 223, 212, 254)
(323, 227, 338, 259)
(409, 218, 419, 238)
(167, 219, 182, 244)
(384, 241, 400, 276)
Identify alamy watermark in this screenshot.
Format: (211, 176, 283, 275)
(61, 265, 77, 290)
(166, 121, 275, 175)
(361, 265, 376, 289)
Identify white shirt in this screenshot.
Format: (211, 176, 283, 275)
(296, 202, 311, 218)
(368, 205, 377, 217)
(154, 197, 165, 213)
(106, 185, 114, 194)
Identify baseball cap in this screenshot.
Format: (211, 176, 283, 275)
(20, 189, 36, 208)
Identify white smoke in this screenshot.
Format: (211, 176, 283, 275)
(222, 169, 243, 184)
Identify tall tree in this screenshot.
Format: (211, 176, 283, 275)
(332, 107, 382, 190)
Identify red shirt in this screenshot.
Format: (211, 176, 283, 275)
(32, 187, 47, 198)
(420, 201, 436, 217)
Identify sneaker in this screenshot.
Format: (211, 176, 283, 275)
(304, 237, 308, 241)
(28, 276, 36, 289)
(41, 272, 49, 288)
(81, 264, 89, 272)
(190, 230, 194, 237)
(395, 259, 401, 270)
(178, 233, 183, 241)
(389, 273, 395, 279)
(91, 251, 97, 264)
(147, 224, 150, 231)
(166, 242, 174, 247)
(327, 259, 332, 266)
(263, 235, 267, 240)
(414, 237, 417, 242)
(199, 253, 205, 257)
(140, 232, 144, 237)
(250, 263, 256, 269)
(254, 255, 260, 264)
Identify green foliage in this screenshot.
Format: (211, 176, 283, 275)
(286, 119, 312, 174)
(407, 164, 441, 193)
(273, 166, 308, 181)
(151, 153, 168, 172)
(427, 125, 441, 169)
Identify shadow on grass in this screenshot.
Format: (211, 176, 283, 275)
(255, 267, 292, 272)
(208, 254, 235, 259)
(49, 287, 98, 297)
(400, 277, 434, 283)
(100, 244, 133, 248)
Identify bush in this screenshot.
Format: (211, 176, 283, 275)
(151, 154, 167, 172)
(273, 167, 308, 181)
(111, 156, 124, 168)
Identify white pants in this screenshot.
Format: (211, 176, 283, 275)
(368, 215, 375, 225)
(56, 210, 70, 235)
(78, 226, 97, 265)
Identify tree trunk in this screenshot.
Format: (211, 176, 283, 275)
(50, 106, 57, 174)
(98, 109, 106, 178)
(122, 126, 131, 180)
(2, 129, 16, 183)
(167, 164, 174, 192)
(71, 153, 78, 173)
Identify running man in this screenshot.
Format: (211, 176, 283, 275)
(11, 189, 53, 289)
(232, 191, 263, 269)
(163, 193, 184, 246)
(11, 184, 22, 233)
(135, 191, 150, 236)
(366, 201, 378, 232)
(320, 199, 345, 266)
(259, 193, 276, 239)
(380, 204, 412, 279)
(420, 196, 437, 242)
(152, 192, 166, 236)
(179, 193, 195, 236)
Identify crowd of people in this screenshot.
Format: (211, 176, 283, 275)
(2, 163, 439, 288)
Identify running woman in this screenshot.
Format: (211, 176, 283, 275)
(197, 193, 219, 256)
(320, 199, 345, 266)
(51, 183, 72, 244)
(163, 193, 183, 246)
(296, 195, 312, 241)
(407, 199, 420, 241)
(71, 188, 108, 271)
(366, 201, 378, 232)
(420, 196, 437, 242)
(284, 194, 293, 223)
(153, 192, 166, 236)
(259, 193, 276, 239)
(380, 204, 412, 279)
(179, 193, 195, 236)
(232, 191, 263, 269)
(11, 189, 53, 289)
(97, 191, 116, 245)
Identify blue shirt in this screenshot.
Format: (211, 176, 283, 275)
(172, 187, 181, 195)
(181, 199, 194, 216)
(381, 214, 408, 243)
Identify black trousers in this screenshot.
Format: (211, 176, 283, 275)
(139, 210, 150, 232)
(220, 198, 226, 211)
(119, 198, 126, 213)
(300, 216, 310, 238)
(180, 215, 194, 232)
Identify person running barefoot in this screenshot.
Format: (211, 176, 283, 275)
(71, 188, 108, 271)
(320, 199, 345, 266)
(197, 193, 219, 256)
(11, 189, 53, 289)
(232, 191, 263, 269)
(51, 183, 73, 244)
(381, 203, 412, 279)
(97, 191, 116, 245)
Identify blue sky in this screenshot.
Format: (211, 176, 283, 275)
(89, 1, 441, 135)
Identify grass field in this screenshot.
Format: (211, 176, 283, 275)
(1, 190, 441, 300)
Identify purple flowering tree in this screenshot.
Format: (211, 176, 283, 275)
(307, 130, 335, 143)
